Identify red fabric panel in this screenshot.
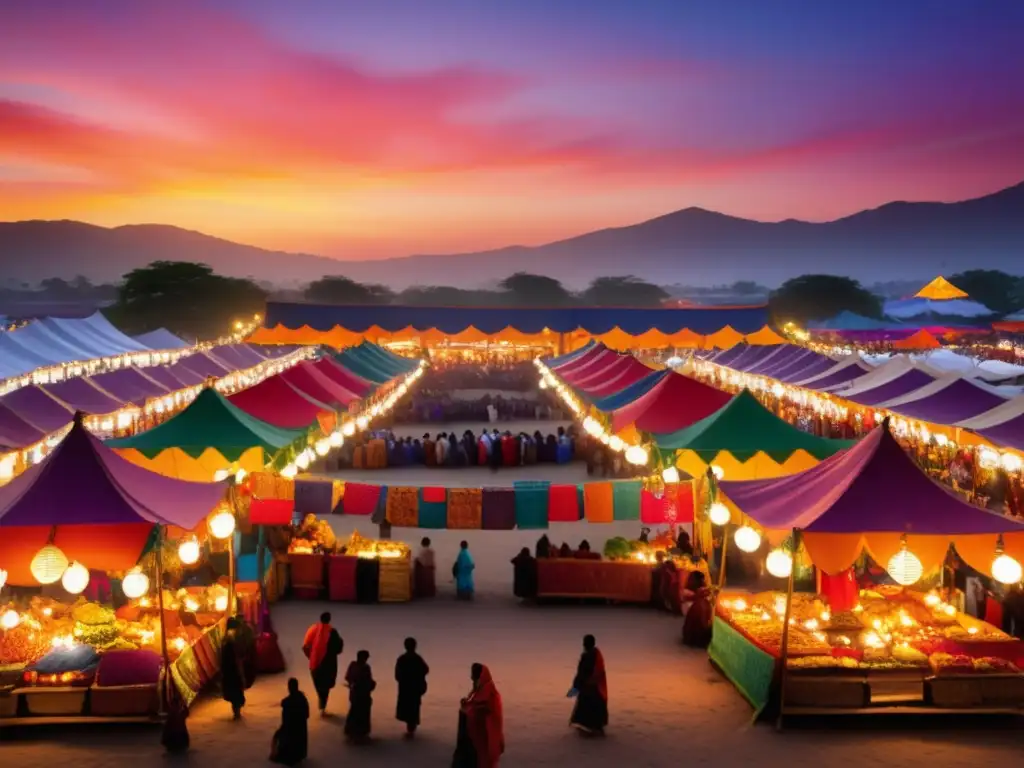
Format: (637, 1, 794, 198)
(249, 498, 294, 525)
(548, 484, 580, 522)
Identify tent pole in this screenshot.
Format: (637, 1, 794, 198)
(155, 526, 171, 717)
(775, 528, 798, 732)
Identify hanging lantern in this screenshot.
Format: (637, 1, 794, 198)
(710, 464, 725, 480)
(662, 466, 680, 484)
(329, 431, 344, 448)
(886, 537, 923, 586)
(625, 445, 649, 466)
(734, 525, 762, 553)
(178, 536, 201, 566)
(0, 609, 19, 630)
(61, 561, 90, 595)
(31, 544, 69, 585)
(765, 549, 793, 579)
(209, 509, 237, 540)
(122, 567, 150, 599)
(708, 502, 731, 527)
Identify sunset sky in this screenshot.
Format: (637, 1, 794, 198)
(2, 0, 1023, 259)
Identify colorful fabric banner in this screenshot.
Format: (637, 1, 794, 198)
(611, 480, 642, 521)
(418, 488, 448, 529)
(482, 488, 517, 530)
(547, 484, 580, 522)
(446, 488, 482, 529)
(512, 480, 549, 529)
(584, 481, 614, 523)
(340, 482, 380, 515)
(386, 486, 420, 527)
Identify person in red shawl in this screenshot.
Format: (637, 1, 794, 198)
(568, 634, 608, 735)
(302, 612, 344, 717)
(453, 663, 504, 767)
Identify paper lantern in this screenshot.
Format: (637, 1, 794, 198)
(708, 502, 731, 526)
(31, 544, 69, 585)
(122, 567, 150, 599)
(886, 543, 923, 586)
(178, 536, 201, 566)
(209, 510, 236, 540)
(0, 609, 19, 630)
(625, 445, 649, 466)
(734, 525, 762, 553)
(992, 554, 1023, 585)
(329, 431, 344, 448)
(765, 549, 793, 579)
(60, 561, 90, 595)
(662, 466, 681, 484)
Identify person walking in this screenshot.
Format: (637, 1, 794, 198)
(568, 634, 608, 736)
(395, 637, 430, 737)
(302, 611, 344, 717)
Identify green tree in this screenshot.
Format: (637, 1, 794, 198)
(769, 274, 882, 326)
(111, 261, 266, 339)
(304, 275, 394, 305)
(581, 276, 669, 307)
(498, 273, 574, 306)
(947, 270, 1023, 315)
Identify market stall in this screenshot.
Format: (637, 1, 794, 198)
(706, 421, 1024, 723)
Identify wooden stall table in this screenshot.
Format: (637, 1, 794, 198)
(289, 552, 326, 599)
(328, 555, 359, 602)
(536, 559, 651, 603)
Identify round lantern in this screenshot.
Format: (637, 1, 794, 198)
(625, 445, 649, 466)
(329, 431, 344, 448)
(0, 609, 19, 630)
(209, 510, 236, 540)
(992, 554, 1023, 585)
(31, 544, 69, 585)
(708, 502, 731, 527)
(61, 561, 90, 595)
(662, 466, 681, 484)
(122, 567, 150, 599)
(178, 536, 201, 566)
(765, 549, 793, 579)
(886, 541, 923, 586)
(734, 525, 762, 553)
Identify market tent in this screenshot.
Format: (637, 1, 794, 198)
(588, 369, 672, 411)
(87, 368, 170, 407)
(0, 416, 227, 585)
(281, 361, 361, 407)
(655, 389, 853, 480)
(878, 375, 1015, 425)
(717, 423, 1024, 578)
(228, 373, 334, 429)
(608, 371, 731, 434)
(134, 328, 191, 349)
(42, 377, 125, 415)
(313, 357, 374, 397)
(0, 385, 75, 432)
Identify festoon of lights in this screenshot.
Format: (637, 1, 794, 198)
(534, 358, 649, 468)
(676, 356, 1024, 479)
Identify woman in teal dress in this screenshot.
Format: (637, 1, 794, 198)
(454, 541, 475, 600)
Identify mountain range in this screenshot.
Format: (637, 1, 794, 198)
(1, 180, 1022, 289)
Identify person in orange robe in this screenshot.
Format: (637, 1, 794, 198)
(569, 634, 608, 735)
(455, 663, 504, 767)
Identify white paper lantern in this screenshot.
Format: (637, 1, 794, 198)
(734, 525, 762, 553)
(0, 609, 19, 630)
(31, 544, 69, 585)
(178, 536, 201, 565)
(765, 549, 793, 579)
(708, 502, 731, 526)
(122, 567, 150, 599)
(662, 466, 681, 484)
(625, 445, 649, 466)
(60, 561, 90, 595)
(992, 554, 1023, 585)
(886, 545, 923, 586)
(209, 510, 236, 540)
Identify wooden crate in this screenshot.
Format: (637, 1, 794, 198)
(785, 676, 868, 708)
(19, 687, 87, 716)
(90, 684, 159, 717)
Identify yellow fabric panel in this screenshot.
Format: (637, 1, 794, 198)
(915, 276, 969, 300)
(113, 446, 264, 482)
(703, 325, 745, 349)
(744, 326, 786, 345)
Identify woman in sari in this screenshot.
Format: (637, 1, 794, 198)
(271, 678, 309, 765)
(455, 541, 475, 600)
(569, 635, 608, 735)
(220, 617, 247, 719)
(454, 663, 504, 767)
(344, 650, 376, 742)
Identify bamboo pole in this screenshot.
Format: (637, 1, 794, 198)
(155, 526, 171, 717)
(775, 529, 799, 732)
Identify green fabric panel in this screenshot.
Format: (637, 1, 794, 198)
(106, 387, 303, 459)
(653, 389, 853, 461)
(708, 616, 777, 718)
(611, 480, 642, 521)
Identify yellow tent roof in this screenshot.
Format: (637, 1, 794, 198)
(915, 276, 968, 300)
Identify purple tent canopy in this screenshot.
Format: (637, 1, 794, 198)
(88, 369, 170, 407)
(0, 385, 75, 432)
(719, 425, 1024, 535)
(43, 378, 124, 415)
(0, 417, 227, 527)
(843, 369, 936, 407)
(883, 378, 1010, 424)
(0, 404, 45, 450)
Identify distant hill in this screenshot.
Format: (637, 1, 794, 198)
(1, 180, 1022, 289)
